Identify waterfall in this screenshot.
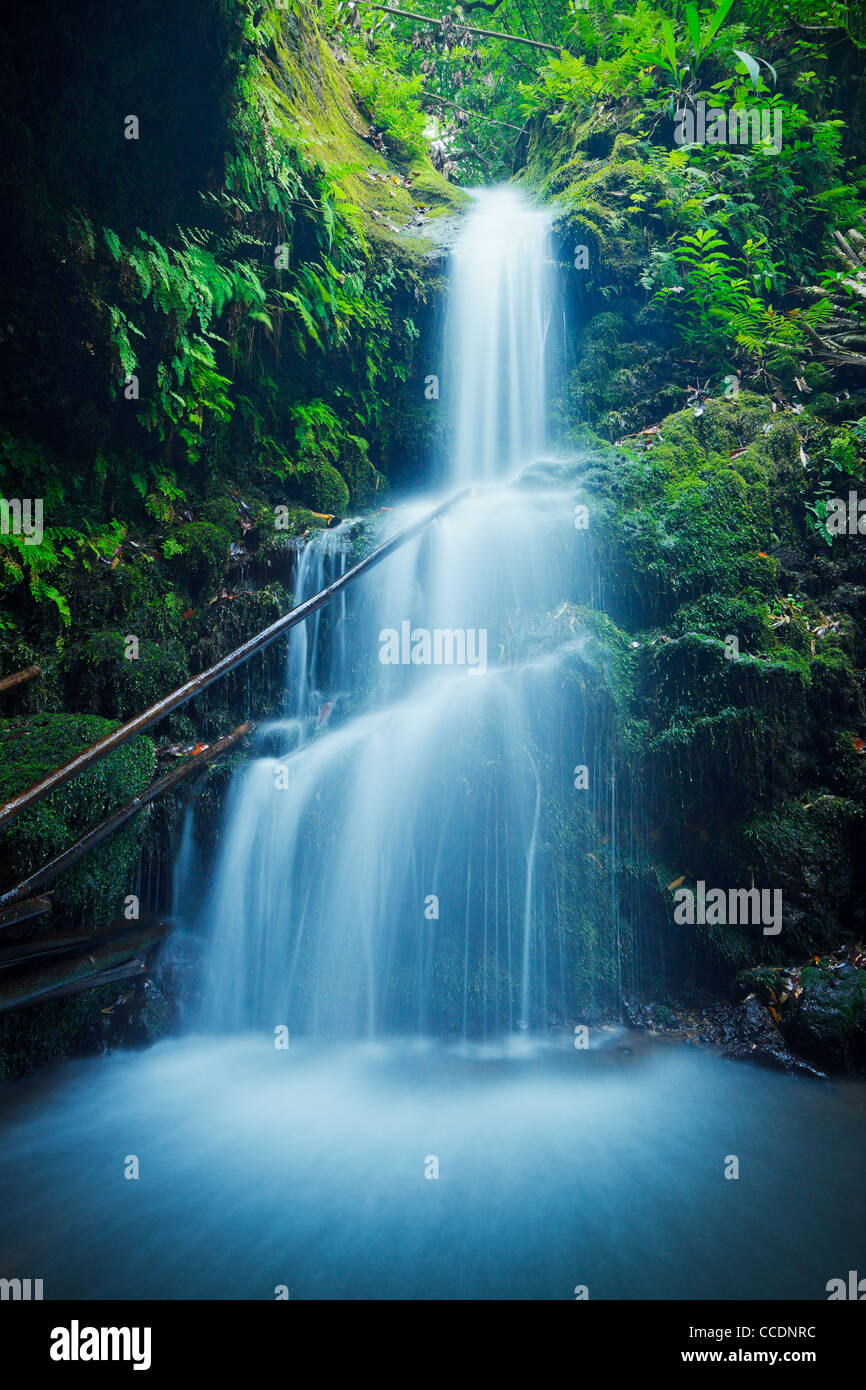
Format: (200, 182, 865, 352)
(448, 188, 554, 485)
(3, 188, 864, 1306)
(197, 186, 602, 1037)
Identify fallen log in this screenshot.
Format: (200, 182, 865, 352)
(0, 912, 168, 969)
(0, 895, 52, 931)
(0, 488, 470, 830)
(0, 723, 251, 911)
(26, 959, 150, 1008)
(0, 919, 170, 1013)
(0, 664, 42, 694)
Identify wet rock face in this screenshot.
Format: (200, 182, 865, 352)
(782, 964, 866, 1070)
(139, 932, 205, 1039)
(711, 996, 822, 1077)
(623, 992, 827, 1078)
(76, 933, 203, 1056)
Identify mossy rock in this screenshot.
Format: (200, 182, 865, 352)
(0, 712, 155, 925)
(265, 505, 332, 543)
(337, 438, 390, 509)
(293, 460, 350, 516)
(783, 965, 866, 1067)
(738, 799, 863, 954)
(0, 983, 123, 1081)
(58, 630, 191, 720)
(167, 521, 232, 596)
(669, 595, 775, 653)
(638, 633, 809, 723)
(199, 496, 240, 533)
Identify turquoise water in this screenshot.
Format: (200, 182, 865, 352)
(0, 1029, 862, 1300)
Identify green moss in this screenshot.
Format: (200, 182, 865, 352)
(787, 965, 866, 1064)
(58, 630, 191, 720)
(257, 11, 466, 254)
(0, 983, 123, 1081)
(200, 496, 240, 533)
(669, 595, 775, 652)
(167, 521, 232, 597)
(0, 713, 155, 924)
(292, 459, 350, 516)
(738, 799, 863, 956)
(337, 437, 390, 509)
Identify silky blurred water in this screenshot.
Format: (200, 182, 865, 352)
(447, 187, 554, 485)
(0, 1030, 862, 1299)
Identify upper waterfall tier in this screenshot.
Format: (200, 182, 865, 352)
(448, 186, 555, 485)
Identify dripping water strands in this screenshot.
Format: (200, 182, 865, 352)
(284, 520, 354, 732)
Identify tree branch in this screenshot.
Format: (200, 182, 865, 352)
(420, 86, 524, 130)
(350, 3, 561, 52)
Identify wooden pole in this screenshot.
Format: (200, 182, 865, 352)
(0, 723, 251, 911)
(0, 920, 170, 1013)
(0, 488, 471, 832)
(0, 664, 42, 694)
(0, 895, 52, 932)
(352, 3, 561, 53)
(25, 959, 150, 1008)
(0, 913, 168, 969)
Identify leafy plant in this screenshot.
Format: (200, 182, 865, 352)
(637, 0, 735, 91)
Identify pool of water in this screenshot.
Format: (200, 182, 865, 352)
(0, 1029, 862, 1299)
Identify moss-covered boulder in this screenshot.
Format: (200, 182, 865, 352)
(0, 712, 155, 925)
(783, 963, 866, 1068)
(200, 496, 241, 534)
(292, 459, 350, 516)
(337, 437, 390, 509)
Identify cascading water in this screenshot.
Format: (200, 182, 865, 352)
(447, 187, 554, 484)
(1, 186, 864, 1301)
(197, 186, 593, 1037)
(284, 521, 352, 727)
